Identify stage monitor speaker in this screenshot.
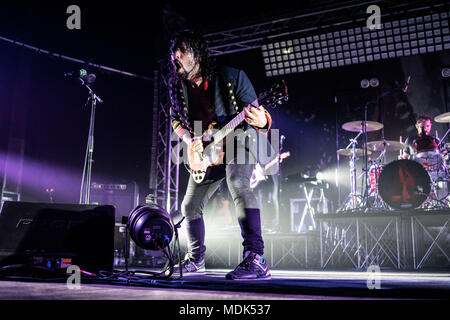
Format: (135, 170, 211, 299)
(0, 201, 115, 272)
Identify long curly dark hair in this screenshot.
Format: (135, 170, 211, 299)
(167, 30, 216, 87)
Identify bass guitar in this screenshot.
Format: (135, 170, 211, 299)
(250, 151, 290, 189)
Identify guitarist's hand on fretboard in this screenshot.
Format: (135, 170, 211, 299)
(244, 105, 268, 128)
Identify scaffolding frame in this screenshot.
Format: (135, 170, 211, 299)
(203, 0, 447, 56)
(149, 63, 180, 214)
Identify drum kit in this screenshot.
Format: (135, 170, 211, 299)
(337, 114, 450, 212)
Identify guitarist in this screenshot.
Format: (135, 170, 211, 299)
(168, 30, 273, 280)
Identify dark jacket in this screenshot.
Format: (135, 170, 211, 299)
(169, 66, 273, 164)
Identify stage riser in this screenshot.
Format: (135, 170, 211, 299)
(114, 213, 449, 271)
(204, 233, 321, 270)
(198, 211, 450, 270)
(317, 210, 450, 270)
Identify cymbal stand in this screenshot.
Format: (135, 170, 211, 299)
(338, 131, 364, 212)
(421, 156, 450, 210)
(365, 148, 390, 211)
(436, 128, 450, 150)
(421, 178, 450, 210)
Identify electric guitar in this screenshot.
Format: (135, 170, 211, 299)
(186, 80, 288, 183)
(250, 151, 290, 189)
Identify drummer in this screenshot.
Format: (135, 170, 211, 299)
(399, 114, 439, 159)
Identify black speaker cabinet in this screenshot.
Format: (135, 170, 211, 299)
(0, 201, 115, 272)
(90, 181, 139, 222)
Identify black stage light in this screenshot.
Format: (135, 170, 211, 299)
(442, 67, 450, 78)
(370, 77, 380, 87)
(127, 204, 175, 251)
(361, 78, 370, 88)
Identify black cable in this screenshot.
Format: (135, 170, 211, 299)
(96, 227, 184, 282)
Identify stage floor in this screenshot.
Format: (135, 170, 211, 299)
(0, 269, 449, 300)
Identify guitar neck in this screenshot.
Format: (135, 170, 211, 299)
(264, 157, 279, 171)
(208, 80, 287, 145)
(211, 107, 247, 144)
(264, 152, 289, 171)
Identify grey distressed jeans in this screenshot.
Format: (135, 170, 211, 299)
(181, 158, 264, 261)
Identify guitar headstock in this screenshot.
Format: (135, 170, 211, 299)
(258, 80, 288, 109)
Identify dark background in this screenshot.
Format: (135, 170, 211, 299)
(1, 1, 449, 216)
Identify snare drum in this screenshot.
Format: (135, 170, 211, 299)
(378, 159, 431, 210)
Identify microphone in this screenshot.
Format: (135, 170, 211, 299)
(64, 69, 87, 78)
(421, 124, 426, 136)
(64, 69, 96, 84)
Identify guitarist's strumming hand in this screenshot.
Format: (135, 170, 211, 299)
(181, 132, 204, 153)
(244, 104, 267, 128)
(190, 136, 204, 153)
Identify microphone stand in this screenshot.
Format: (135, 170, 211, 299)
(79, 79, 103, 205)
(363, 102, 369, 207)
(277, 135, 284, 230)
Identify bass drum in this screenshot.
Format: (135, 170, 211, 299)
(378, 159, 431, 210)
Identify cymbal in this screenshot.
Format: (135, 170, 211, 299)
(366, 140, 406, 152)
(337, 148, 372, 157)
(342, 121, 384, 132)
(434, 112, 450, 123)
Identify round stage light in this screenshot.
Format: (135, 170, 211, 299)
(360, 78, 370, 88)
(127, 204, 175, 251)
(369, 77, 379, 87)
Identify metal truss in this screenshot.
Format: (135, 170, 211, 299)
(318, 211, 450, 270)
(265, 233, 320, 269)
(319, 214, 403, 270)
(410, 213, 450, 269)
(204, 230, 319, 269)
(148, 62, 180, 215)
(205, 230, 242, 267)
(203, 0, 449, 56)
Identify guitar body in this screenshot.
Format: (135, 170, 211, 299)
(187, 142, 225, 183)
(250, 163, 266, 189)
(249, 151, 291, 189)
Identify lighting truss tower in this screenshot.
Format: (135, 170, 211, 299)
(149, 62, 180, 215)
